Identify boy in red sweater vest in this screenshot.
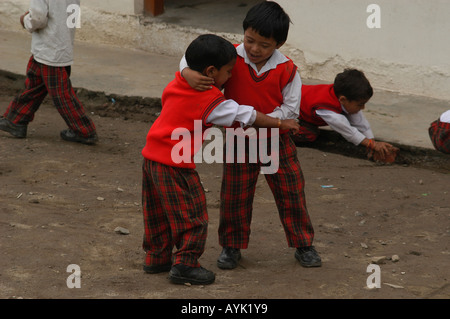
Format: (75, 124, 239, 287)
(292, 69, 398, 162)
(141, 34, 299, 285)
(181, 2, 321, 269)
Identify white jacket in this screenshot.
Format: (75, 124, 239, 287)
(24, 0, 80, 67)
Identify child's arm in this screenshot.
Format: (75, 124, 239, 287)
(253, 112, 300, 132)
(20, 12, 29, 28)
(320, 109, 398, 156)
(346, 111, 374, 139)
(265, 72, 302, 120)
(316, 109, 369, 145)
(180, 56, 214, 91)
(206, 100, 299, 133)
(22, 0, 49, 32)
(316, 109, 399, 161)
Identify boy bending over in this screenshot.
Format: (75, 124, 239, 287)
(292, 69, 398, 162)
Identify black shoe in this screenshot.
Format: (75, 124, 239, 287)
(143, 262, 172, 274)
(168, 264, 215, 285)
(295, 246, 322, 267)
(60, 129, 98, 145)
(217, 247, 241, 270)
(0, 117, 27, 138)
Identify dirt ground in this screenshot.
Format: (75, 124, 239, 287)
(0, 70, 449, 302)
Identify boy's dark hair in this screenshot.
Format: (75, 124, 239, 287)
(334, 69, 373, 101)
(243, 1, 291, 44)
(185, 34, 237, 73)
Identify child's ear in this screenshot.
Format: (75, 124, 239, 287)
(204, 66, 217, 78)
(338, 95, 348, 104)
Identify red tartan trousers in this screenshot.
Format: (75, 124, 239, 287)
(219, 132, 315, 249)
(429, 119, 450, 154)
(142, 159, 208, 268)
(3, 56, 96, 138)
(291, 119, 321, 143)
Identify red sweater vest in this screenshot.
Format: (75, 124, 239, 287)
(142, 72, 225, 168)
(224, 47, 298, 134)
(300, 84, 343, 126)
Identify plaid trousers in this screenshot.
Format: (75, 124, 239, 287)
(291, 119, 321, 143)
(219, 132, 314, 249)
(142, 159, 208, 268)
(429, 119, 450, 154)
(3, 56, 96, 138)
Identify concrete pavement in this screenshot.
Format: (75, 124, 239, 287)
(0, 25, 448, 151)
(0, 29, 180, 99)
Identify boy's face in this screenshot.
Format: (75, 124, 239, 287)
(339, 96, 369, 114)
(243, 28, 283, 70)
(207, 59, 236, 90)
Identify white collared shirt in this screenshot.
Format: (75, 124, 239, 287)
(179, 43, 301, 127)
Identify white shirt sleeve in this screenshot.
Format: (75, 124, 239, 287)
(24, 0, 49, 32)
(206, 100, 256, 127)
(346, 111, 374, 139)
(316, 109, 370, 145)
(440, 110, 450, 123)
(265, 72, 302, 120)
(179, 55, 188, 73)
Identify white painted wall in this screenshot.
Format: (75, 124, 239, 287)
(86, 0, 143, 15)
(2, 0, 449, 101)
(0, 0, 215, 59)
(277, 0, 450, 100)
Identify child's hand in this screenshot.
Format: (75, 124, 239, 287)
(367, 140, 399, 163)
(373, 141, 392, 154)
(181, 68, 214, 91)
(20, 11, 29, 28)
(280, 119, 300, 133)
